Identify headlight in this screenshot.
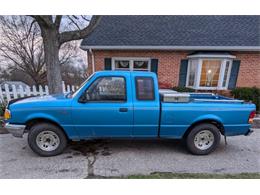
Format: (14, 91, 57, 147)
(4, 109, 11, 120)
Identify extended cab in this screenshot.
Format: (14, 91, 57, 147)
(4, 71, 256, 156)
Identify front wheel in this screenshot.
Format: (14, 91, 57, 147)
(28, 123, 68, 157)
(186, 123, 221, 155)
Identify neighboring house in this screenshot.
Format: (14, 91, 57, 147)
(80, 16, 260, 92)
(0, 81, 29, 91)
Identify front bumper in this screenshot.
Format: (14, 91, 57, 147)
(4, 123, 26, 138)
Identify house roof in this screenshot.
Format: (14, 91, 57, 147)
(81, 15, 260, 51)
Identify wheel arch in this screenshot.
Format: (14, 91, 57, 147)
(25, 118, 69, 140)
(183, 119, 225, 139)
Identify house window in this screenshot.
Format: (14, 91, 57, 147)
(133, 60, 149, 71)
(186, 59, 198, 87)
(115, 60, 130, 70)
(222, 60, 231, 88)
(186, 56, 234, 90)
(200, 60, 221, 87)
(112, 58, 150, 71)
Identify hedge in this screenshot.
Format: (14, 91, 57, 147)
(172, 86, 195, 92)
(231, 87, 260, 112)
(0, 105, 4, 116)
(0, 100, 7, 117)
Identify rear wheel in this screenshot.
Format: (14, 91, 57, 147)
(28, 123, 67, 157)
(186, 123, 220, 155)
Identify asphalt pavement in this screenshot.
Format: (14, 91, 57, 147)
(0, 129, 259, 178)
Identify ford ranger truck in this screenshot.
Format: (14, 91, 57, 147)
(3, 71, 256, 156)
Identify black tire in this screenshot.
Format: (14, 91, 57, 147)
(186, 123, 220, 155)
(28, 123, 68, 157)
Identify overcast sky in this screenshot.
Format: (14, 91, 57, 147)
(0, 16, 89, 70)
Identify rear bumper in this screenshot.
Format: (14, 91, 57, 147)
(244, 128, 254, 136)
(4, 123, 26, 138)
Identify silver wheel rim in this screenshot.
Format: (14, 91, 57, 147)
(194, 130, 214, 150)
(36, 131, 60, 152)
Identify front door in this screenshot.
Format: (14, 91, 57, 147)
(72, 75, 133, 138)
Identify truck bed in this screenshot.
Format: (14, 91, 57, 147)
(159, 91, 254, 139)
(160, 91, 244, 104)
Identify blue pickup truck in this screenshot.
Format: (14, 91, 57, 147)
(3, 71, 256, 156)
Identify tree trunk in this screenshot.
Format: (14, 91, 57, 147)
(42, 29, 62, 94)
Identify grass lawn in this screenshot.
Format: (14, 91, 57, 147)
(119, 172, 260, 179)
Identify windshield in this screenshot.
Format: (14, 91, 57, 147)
(70, 73, 95, 98)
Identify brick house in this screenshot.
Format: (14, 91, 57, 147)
(80, 16, 260, 92)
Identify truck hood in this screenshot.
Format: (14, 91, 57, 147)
(9, 93, 72, 109)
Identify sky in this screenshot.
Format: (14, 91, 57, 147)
(0, 16, 89, 70)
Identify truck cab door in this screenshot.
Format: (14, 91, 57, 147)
(71, 75, 133, 138)
(131, 73, 160, 137)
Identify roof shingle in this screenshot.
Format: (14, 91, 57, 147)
(81, 15, 260, 48)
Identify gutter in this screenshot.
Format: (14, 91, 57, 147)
(80, 45, 260, 51)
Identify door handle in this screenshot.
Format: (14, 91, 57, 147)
(119, 108, 128, 112)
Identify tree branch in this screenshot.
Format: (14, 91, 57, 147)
(54, 15, 62, 30)
(59, 15, 102, 45)
(27, 19, 37, 38)
(29, 15, 53, 28)
(67, 15, 81, 31)
(81, 15, 91, 22)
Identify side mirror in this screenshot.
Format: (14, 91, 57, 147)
(78, 96, 86, 103)
(78, 92, 89, 103)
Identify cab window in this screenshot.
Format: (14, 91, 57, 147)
(135, 77, 155, 100)
(81, 76, 126, 102)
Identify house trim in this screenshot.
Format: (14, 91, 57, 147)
(81, 45, 260, 51)
(187, 54, 236, 59)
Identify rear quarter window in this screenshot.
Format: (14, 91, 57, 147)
(135, 77, 155, 100)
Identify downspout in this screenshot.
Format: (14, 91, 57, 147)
(89, 48, 95, 73)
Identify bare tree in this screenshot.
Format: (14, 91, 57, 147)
(61, 61, 88, 86)
(29, 15, 101, 93)
(0, 16, 46, 85)
(0, 68, 38, 86)
(0, 16, 78, 86)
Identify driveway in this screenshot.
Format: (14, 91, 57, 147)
(0, 129, 259, 178)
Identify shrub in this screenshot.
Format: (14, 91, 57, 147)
(0, 104, 4, 117)
(231, 87, 260, 112)
(172, 86, 195, 92)
(0, 98, 7, 117)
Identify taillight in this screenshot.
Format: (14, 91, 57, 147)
(248, 110, 256, 124)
